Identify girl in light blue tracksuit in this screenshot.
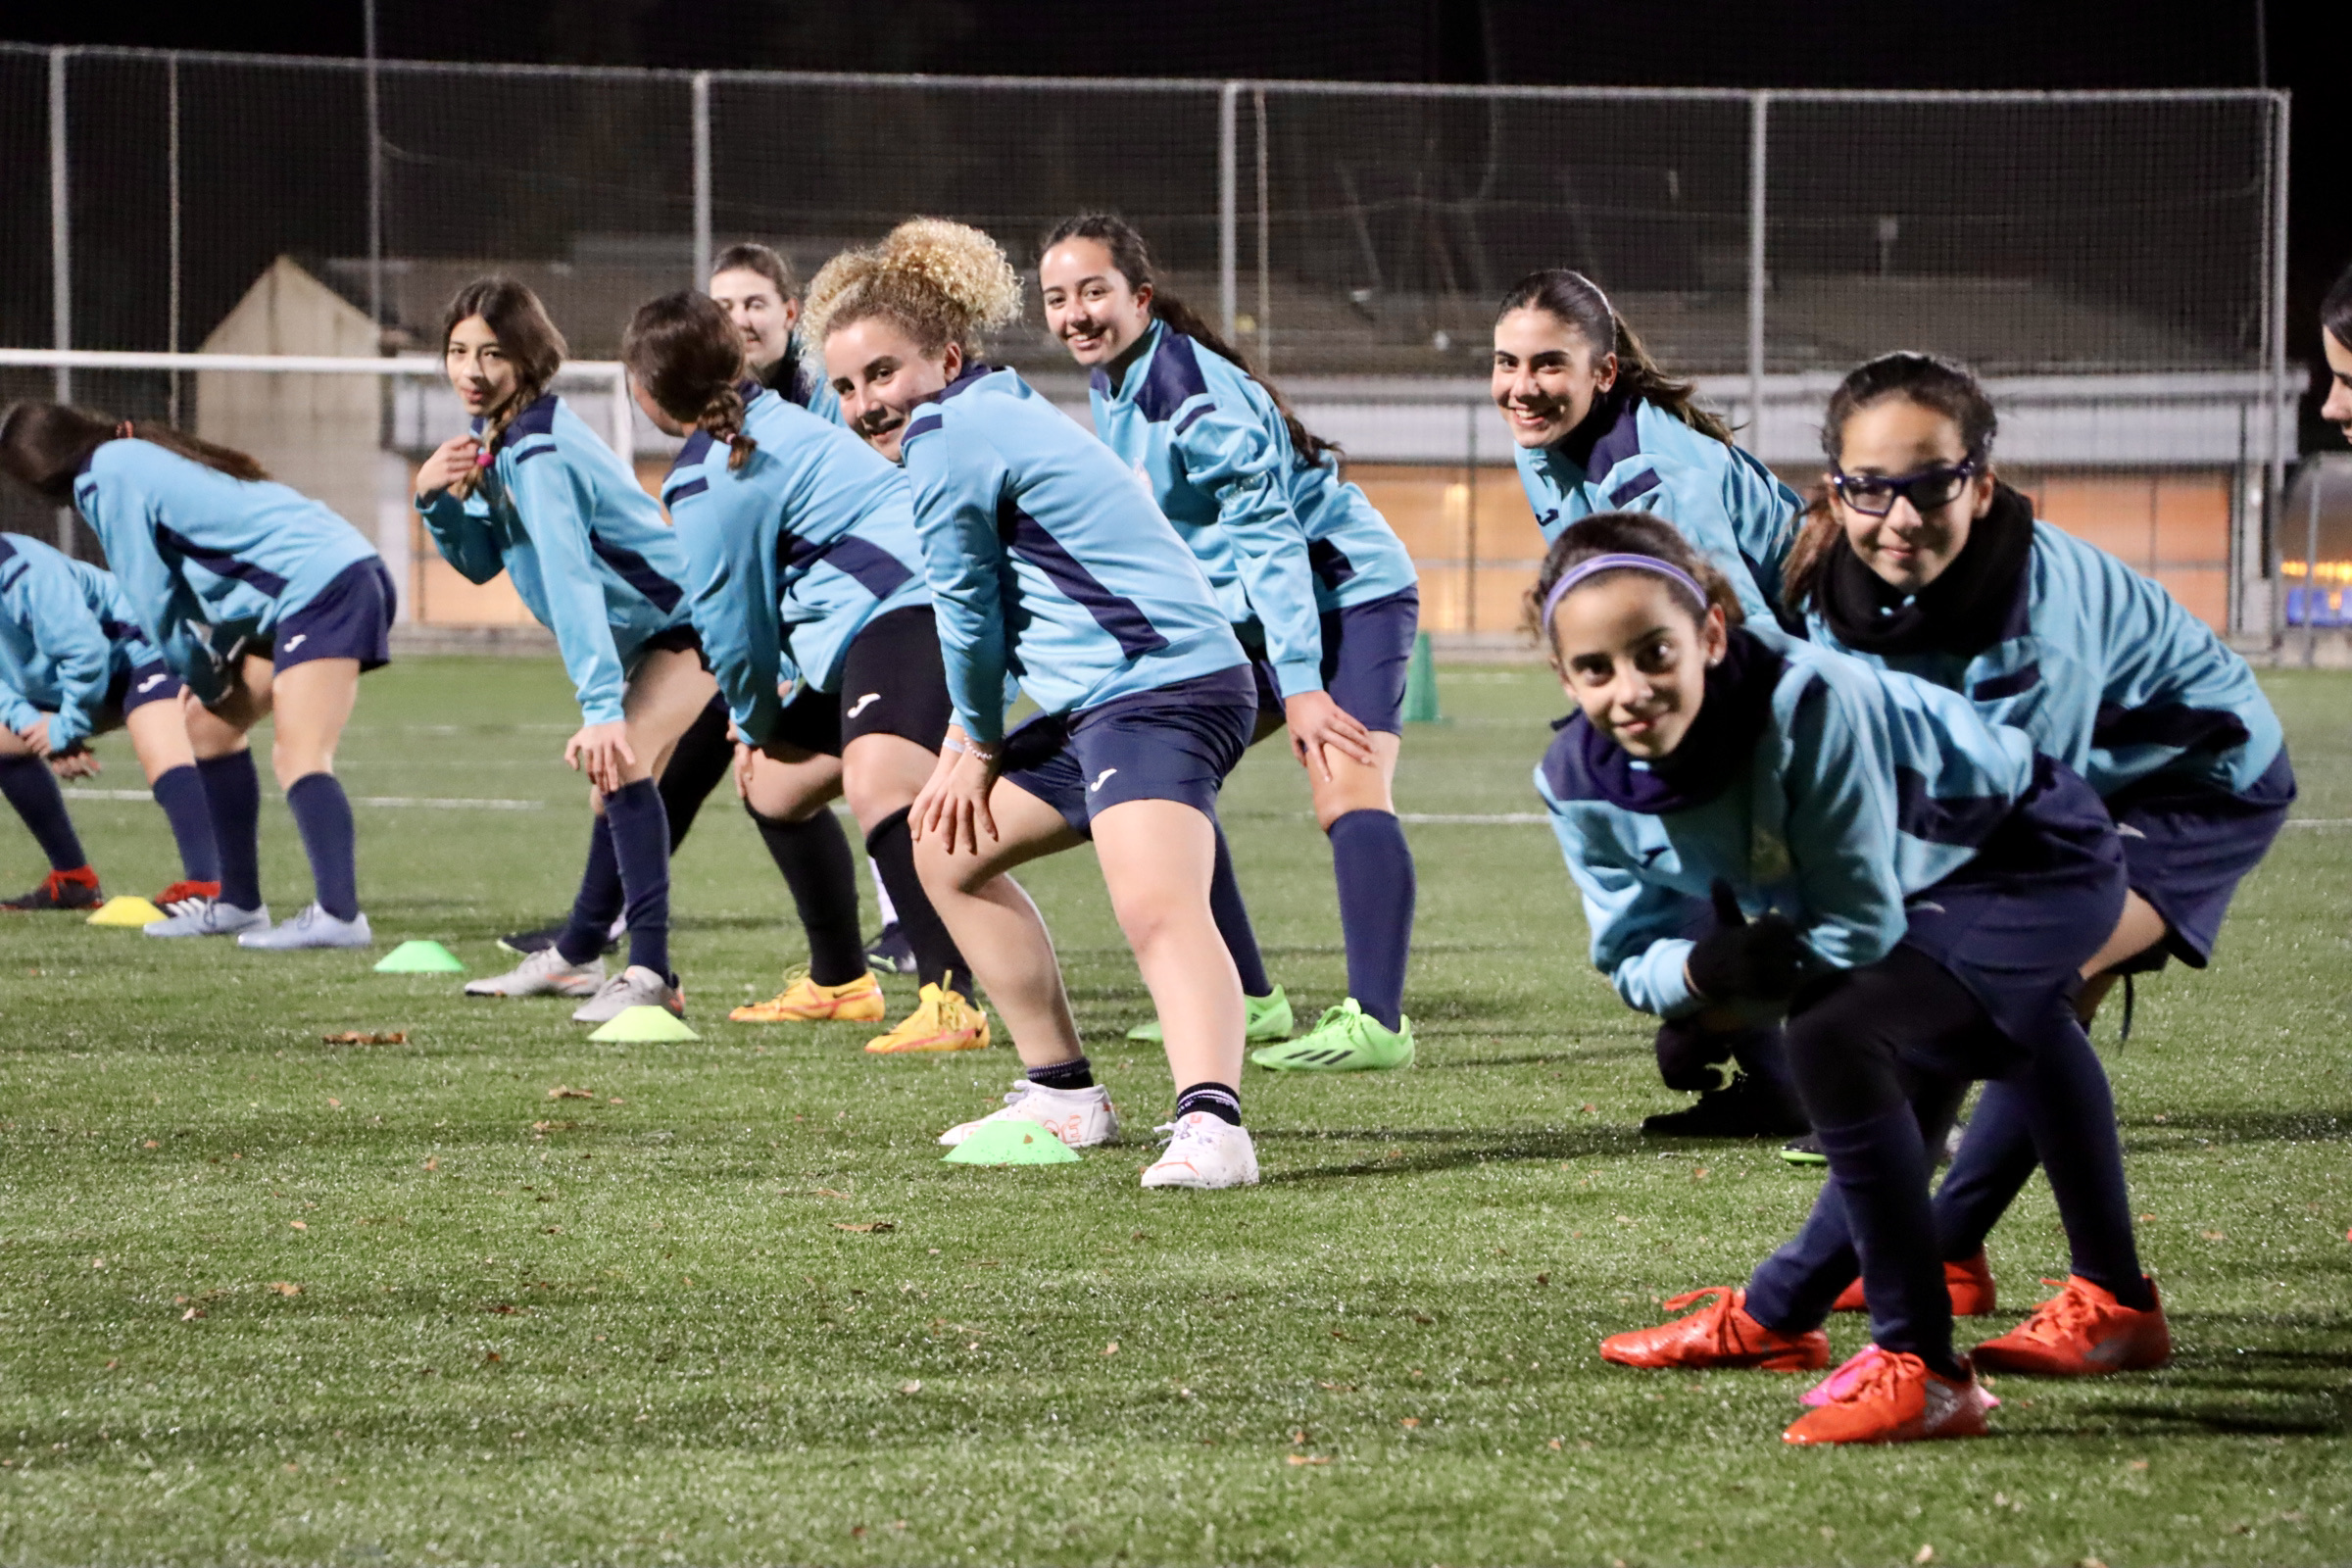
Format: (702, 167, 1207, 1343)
(623, 289, 979, 1054)
(808, 218, 1260, 1190)
(1040, 213, 1420, 1074)
(0, 404, 391, 949)
(1784, 351, 2290, 1333)
(0, 527, 218, 913)
(417, 277, 717, 1024)
(1534, 510, 2162, 1444)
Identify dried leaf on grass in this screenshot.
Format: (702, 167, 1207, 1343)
(1287, 1454, 1332, 1466)
(321, 1031, 407, 1045)
(835, 1221, 896, 1234)
(269, 1282, 302, 1297)
(547, 1086, 597, 1101)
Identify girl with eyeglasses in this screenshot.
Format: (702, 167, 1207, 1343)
(1776, 350, 2284, 1371)
(1533, 512, 2158, 1444)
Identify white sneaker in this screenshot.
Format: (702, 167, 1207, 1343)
(939, 1081, 1118, 1149)
(571, 964, 683, 1025)
(236, 903, 372, 951)
(1141, 1112, 1260, 1190)
(465, 945, 606, 999)
(145, 899, 270, 939)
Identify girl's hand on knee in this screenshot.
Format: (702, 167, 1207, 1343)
(913, 731, 999, 856)
(564, 721, 638, 796)
(1283, 691, 1375, 779)
(17, 716, 53, 759)
(48, 743, 98, 779)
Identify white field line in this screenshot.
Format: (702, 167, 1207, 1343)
(65, 788, 545, 810)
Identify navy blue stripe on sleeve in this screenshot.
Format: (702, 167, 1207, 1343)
(1970, 662, 2042, 701)
(813, 535, 915, 601)
(155, 522, 290, 598)
(1608, 468, 1662, 507)
(588, 533, 685, 614)
(996, 501, 1169, 659)
(663, 477, 710, 507)
(514, 444, 556, 466)
(1892, 766, 2013, 848)
(1173, 402, 1215, 436)
(1307, 539, 1357, 589)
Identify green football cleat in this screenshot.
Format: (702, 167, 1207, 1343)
(1127, 984, 1295, 1044)
(1250, 999, 1413, 1072)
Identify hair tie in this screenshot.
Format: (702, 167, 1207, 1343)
(1540, 552, 1709, 633)
(116, 420, 134, 440)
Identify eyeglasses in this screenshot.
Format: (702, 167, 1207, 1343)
(1828, 456, 1982, 517)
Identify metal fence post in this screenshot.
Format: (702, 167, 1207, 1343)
(1747, 90, 1768, 445)
(49, 46, 73, 554)
(2266, 90, 2292, 650)
(691, 72, 712, 288)
(166, 54, 181, 424)
(365, 0, 383, 331)
(1253, 86, 1270, 369)
(1217, 80, 1239, 340)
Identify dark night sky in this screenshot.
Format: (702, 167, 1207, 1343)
(8, 0, 2346, 426)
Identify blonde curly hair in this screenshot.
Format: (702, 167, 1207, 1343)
(803, 218, 1024, 360)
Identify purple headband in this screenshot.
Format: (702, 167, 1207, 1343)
(1539, 552, 1710, 632)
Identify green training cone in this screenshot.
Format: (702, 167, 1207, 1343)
(943, 1118, 1081, 1166)
(1401, 629, 1443, 723)
(589, 1004, 700, 1043)
(373, 940, 468, 974)
(87, 895, 166, 928)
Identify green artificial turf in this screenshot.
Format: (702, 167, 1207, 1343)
(0, 656, 2347, 1566)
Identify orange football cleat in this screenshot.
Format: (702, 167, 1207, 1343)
(1783, 1349, 1988, 1445)
(864, 984, 991, 1054)
(1970, 1275, 2171, 1376)
(729, 968, 887, 1024)
(1598, 1288, 1831, 1372)
(1832, 1250, 1997, 1316)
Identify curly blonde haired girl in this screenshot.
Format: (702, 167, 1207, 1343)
(804, 218, 1023, 363)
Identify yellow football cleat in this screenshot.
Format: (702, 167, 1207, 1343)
(729, 968, 887, 1024)
(864, 983, 992, 1054)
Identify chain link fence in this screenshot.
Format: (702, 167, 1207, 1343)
(0, 46, 2295, 637)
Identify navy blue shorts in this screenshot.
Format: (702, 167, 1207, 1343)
(102, 660, 184, 718)
(271, 559, 396, 673)
(1000, 666, 1256, 838)
(1898, 757, 2128, 1064)
(1250, 586, 1420, 735)
(2104, 747, 2293, 971)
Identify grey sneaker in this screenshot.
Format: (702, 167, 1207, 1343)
(146, 899, 271, 939)
(465, 945, 606, 998)
(236, 903, 372, 951)
(570, 964, 684, 1025)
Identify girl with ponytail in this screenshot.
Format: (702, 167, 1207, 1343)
(1038, 213, 1422, 1075)
(420, 276, 718, 1026)
(0, 401, 392, 950)
(1785, 350, 2285, 1364)
(810, 218, 1263, 1189)
(1493, 269, 1800, 627)
(621, 290, 983, 1054)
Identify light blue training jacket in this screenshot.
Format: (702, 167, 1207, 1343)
(0, 532, 162, 750)
(662, 387, 928, 744)
(1089, 319, 1418, 699)
(1804, 514, 2281, 800)
(417, 393, 692, 726)
(900, 365, 1246, 744)
(73, 439, 379, 705)
(1534, 623, 2039, 1018)
(1514, 391, 1801, 626)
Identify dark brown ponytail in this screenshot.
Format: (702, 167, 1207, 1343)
(623, 291, 758, 471)
(1042, 212, 1342, 468)
(0, 402, 266, 504)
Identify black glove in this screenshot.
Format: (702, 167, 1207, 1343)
(1685, 878, 1806, 1004)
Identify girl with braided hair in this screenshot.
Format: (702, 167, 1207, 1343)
(621, 290, 982, 1054)
(419, 277, 717, 1025)
(812, 219, 1261, 1188)
(0, 402, 392, 948)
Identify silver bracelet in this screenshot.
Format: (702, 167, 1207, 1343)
(941, 735, 999, 761)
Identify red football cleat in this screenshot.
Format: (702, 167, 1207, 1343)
(1598, 1287, 1831, 1372)
(1971, 1275, 2171, 1376)
(152, 879, 221, 911)
(1831, 1250, 1997, 1316)
(1783, 1349, 1989, 1446)
(0, 864, 102, 911)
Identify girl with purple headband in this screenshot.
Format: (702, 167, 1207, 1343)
(1531, 511, 2161, 1446)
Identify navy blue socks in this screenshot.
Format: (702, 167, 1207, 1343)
(1328, 808, 1414, 1031)
(197, 751, 264, 909)
(1175, 1081, 1243, 1126)
(0, 754, 87, 871)
(866, 808, 972, 996)
(1027, 1056, 1095, 1092)
(751, 803, 864, 985)
(556, 817, 623, 967)
(1815, 1105, 1960, 1377)
(149, 764, 220, 883)
(283, 772, 359, 920)
(604, 778, 673, 981)
(2014, 1023, 2154, 1309)
(1207, 823, 1273, 999)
